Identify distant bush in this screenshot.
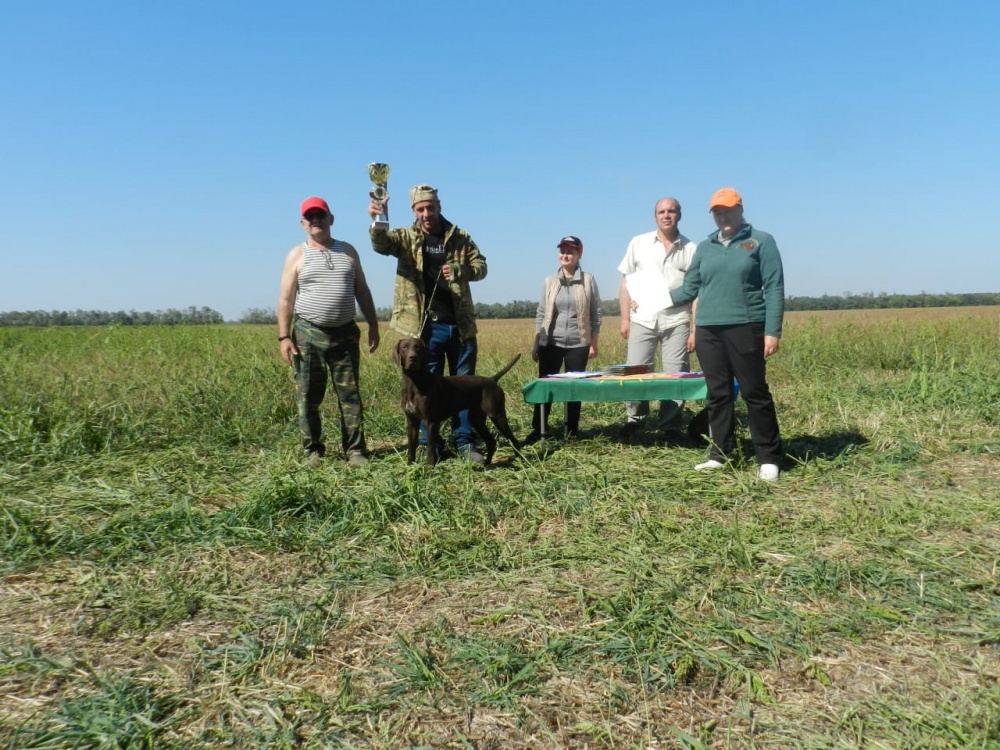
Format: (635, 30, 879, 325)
(0, 306, 224, 327)
(238, 307, 278, 325)
(785, 291, 999, 311)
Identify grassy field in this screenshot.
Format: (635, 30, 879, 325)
(1, 308, 999, 749)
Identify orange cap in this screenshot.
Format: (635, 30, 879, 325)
(709, 188, 742, 211)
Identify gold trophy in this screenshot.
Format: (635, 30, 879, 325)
(367, 162, 391, 230)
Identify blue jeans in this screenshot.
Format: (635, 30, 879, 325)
(422, 322, 478, 448)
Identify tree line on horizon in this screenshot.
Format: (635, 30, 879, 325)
(0, 306, 224, 328)
(1, 292, 997, 327)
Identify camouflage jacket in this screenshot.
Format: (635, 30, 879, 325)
(370, 216, 487, 342)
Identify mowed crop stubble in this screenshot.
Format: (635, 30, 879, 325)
(1, 308, 998, 748)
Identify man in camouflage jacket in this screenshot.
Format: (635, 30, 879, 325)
(368, 184, 488, 462)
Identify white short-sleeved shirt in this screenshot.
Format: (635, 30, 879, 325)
(617, 231, 697, 329)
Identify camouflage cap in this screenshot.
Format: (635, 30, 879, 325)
(409, 184, 439, 206)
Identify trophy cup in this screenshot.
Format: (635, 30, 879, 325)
(367, 162, 391, 230)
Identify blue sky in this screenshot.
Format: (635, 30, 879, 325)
(2, 1, 997, 321)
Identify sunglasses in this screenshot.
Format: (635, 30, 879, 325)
(303, 210, 329, 221)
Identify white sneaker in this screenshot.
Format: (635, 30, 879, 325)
(758, 463, 780, 482)
(695, 459, 725, 472)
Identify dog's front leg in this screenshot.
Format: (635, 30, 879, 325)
(425, 421, 442, 466)
(405, 417, 420, 464)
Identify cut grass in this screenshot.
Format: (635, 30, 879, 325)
(2, 309, 999, 748)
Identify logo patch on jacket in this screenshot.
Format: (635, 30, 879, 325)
(740, 239, 759, 251)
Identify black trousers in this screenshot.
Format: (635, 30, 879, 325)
(695, 323, 782, 465)
(534, 344, 590, 433)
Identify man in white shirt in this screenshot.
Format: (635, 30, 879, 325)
(617, 197, 697, 436)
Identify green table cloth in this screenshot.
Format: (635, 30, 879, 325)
(522, 374, 717, 405)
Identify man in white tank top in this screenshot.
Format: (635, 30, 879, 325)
(277, 197, 381, 466)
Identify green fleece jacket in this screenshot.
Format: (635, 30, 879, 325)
(370, 216, 487, 342)
(670, 223, 785, 337)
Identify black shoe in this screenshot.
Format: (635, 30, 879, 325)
(565, 427, 580, 439)
(523, 431, 543, 446)
(660, 428, 684, 445)
(688, 407, 710, 443)
(620, 421, 641, 438)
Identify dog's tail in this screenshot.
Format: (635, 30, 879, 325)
(490, 354, 521, 382)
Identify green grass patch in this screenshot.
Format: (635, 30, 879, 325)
(2, 312, 999, 748)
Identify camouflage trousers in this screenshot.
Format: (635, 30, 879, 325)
(292, 317, 367, 457)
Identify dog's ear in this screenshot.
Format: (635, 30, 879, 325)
(392, 339, 403, 366)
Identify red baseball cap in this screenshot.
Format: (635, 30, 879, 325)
(557, 235, 583, 253)
(300, 197, 331, 215)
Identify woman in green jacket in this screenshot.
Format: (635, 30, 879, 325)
(667, 189, 784, 481)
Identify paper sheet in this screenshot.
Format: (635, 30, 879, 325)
(625, 274, 672, 314)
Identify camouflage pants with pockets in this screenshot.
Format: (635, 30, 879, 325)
(293, 317, 367, 457)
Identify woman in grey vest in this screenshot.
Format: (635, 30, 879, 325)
(527, 236, 602, 442)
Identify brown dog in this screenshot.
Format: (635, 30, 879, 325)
(393, 337, 522, 466)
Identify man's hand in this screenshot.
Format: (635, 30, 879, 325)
(619, 318, 630, 340)
(280, 338, 299, 365)
(367, 326, 381, 353)
(368, 194, 388, 220)
(763, 335, 780, 358)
